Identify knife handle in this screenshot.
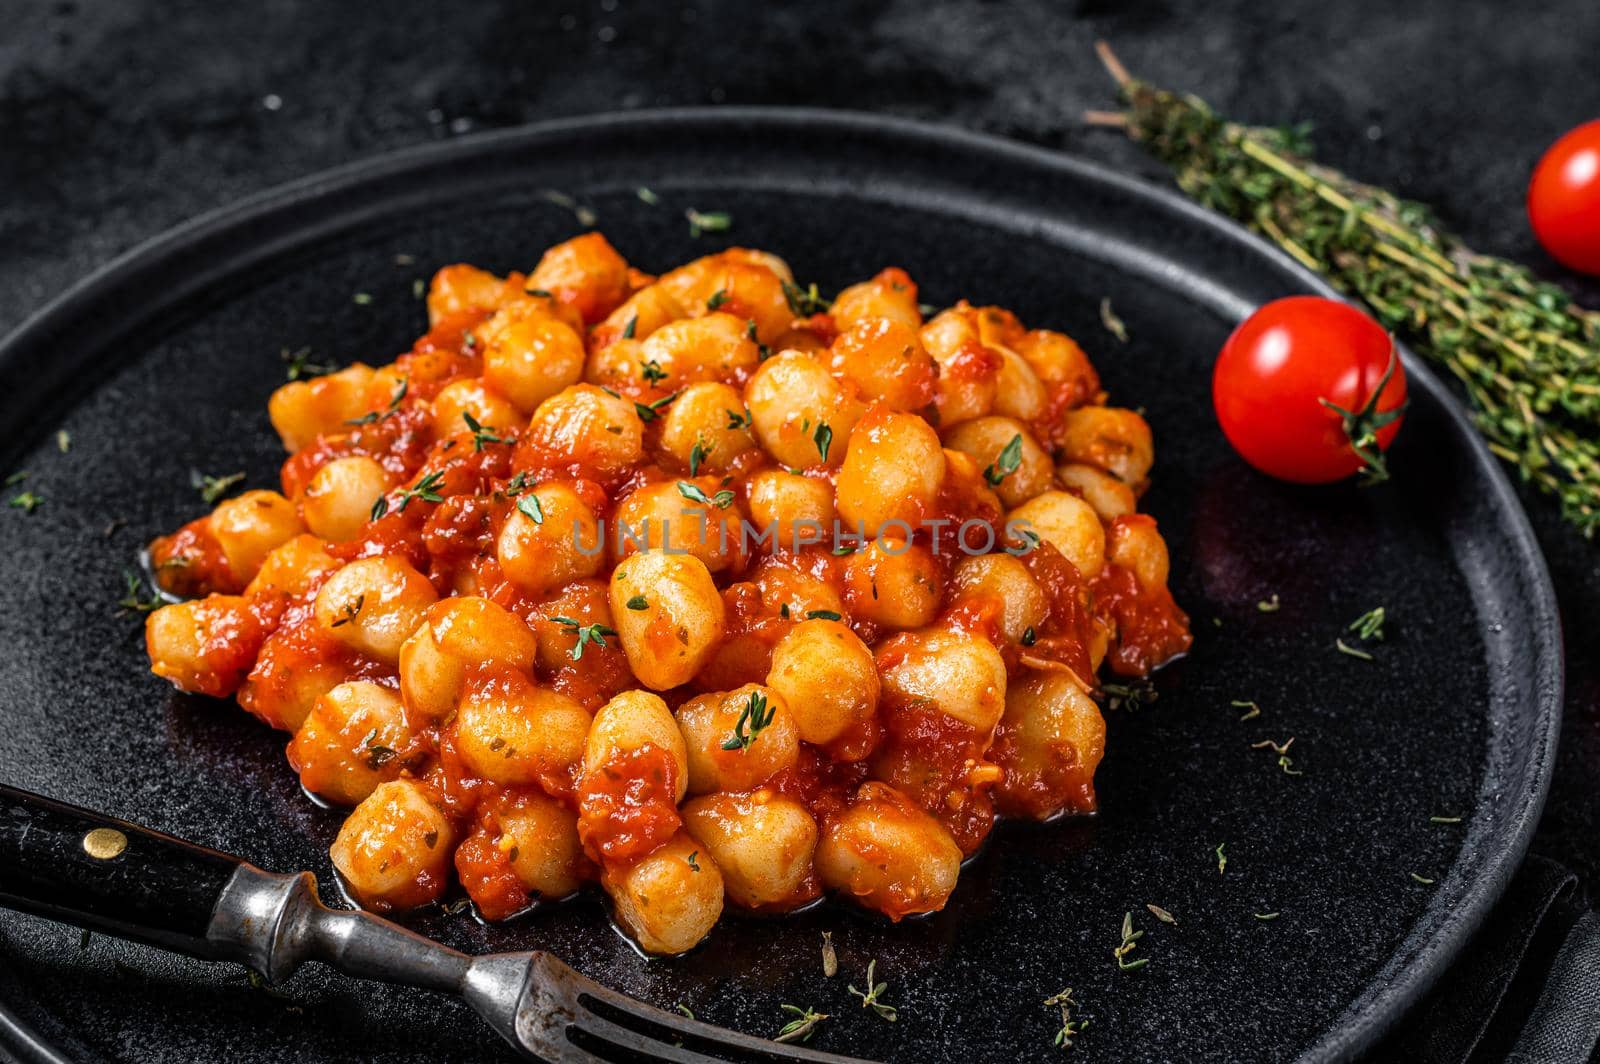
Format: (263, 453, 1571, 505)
(0, 783, 243, 957)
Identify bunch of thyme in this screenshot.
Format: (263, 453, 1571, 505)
(1091, 43, 1600, 534)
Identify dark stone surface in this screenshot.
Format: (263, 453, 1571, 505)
(0, 1, 1597, 1060)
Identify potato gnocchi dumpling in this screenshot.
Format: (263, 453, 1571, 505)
(142, 235, 1190, 954)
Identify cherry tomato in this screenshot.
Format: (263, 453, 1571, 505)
(1529, 119, 1600, 276)
(1212, 296, 1407, 484)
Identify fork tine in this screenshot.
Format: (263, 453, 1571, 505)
(564, 1007, 742, 1063)
(538, 953, 874, 1064)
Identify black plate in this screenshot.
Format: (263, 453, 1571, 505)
(0, 109, 1561, 1064)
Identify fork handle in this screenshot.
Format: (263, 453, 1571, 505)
(0, 783, 243, 957)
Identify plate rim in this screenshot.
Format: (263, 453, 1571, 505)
(0, 105, 1564, 1064)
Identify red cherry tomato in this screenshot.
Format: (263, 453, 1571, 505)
(1212, 296, 1407, 484)
(1529, 119, 1600, 276)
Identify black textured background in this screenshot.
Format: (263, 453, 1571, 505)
(1, 1, 1599, 1060)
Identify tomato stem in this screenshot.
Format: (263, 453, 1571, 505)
(1318, 345, 1407, 485)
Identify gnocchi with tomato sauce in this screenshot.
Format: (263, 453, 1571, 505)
(142, 234, 1190, 954)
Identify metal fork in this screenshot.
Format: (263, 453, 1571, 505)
(0, 784, 873, 1063)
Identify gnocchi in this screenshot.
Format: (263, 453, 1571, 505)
(142, 236, 1190, 954)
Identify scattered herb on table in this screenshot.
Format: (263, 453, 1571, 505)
(1093, 41, 1600, 534)
(1233, 699, 1262, 721)
(1335, 637, 1375, 661)
(282, 346, 335, 380)
(1430, 815, 1463, 825)
(1348, 606, 1388, 641)
(1411, 872, 1437, 885)
(821, 931, 838, 977)
(539, 189, 598, 227)
(352, 291, 374, 306)
(686, 208, 732, 238)
(117, 570, 163, 614)
(1250, 736, 1303, 775)
(192, 469, 246, 504)
(775, 1004, 829, 1044)
(1254, 912, 1281, 922)
(1045, 988, 1087, 1051)
(1146, 903, 1177, 925)
(1216, 842, 1228, 874)
(1256, 594, 1281, 613)
(9, 489, 41, 513)
(1099, 297, 1129, 342)
(848, 959, 898, 1022)
(1112, 911, 1148, 971)
(636, 186, 660, 206)
(244, 969, 304, 1012)
(1102, 680, 1157, 711)
(56, 430, 71, 453)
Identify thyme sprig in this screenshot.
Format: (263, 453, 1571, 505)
(192, 469, 245, 504)
(462, 412, 510, 451)
(1045, 988, 1088, 1051)
(721, 689, 776, 751)
(347, 377, 408, 426)
(117, 569, 163, 614)
(1099, 297, 1128, 342)
(774, 1004, 829, 1044)
(1102, 680, 1157, 711)
(1348, 606, 1388, 641)
(1095, 41, 1600, 534)
(372, 470, 446, 520)
(686, 208, 732, 238)
(847, 959, 897, 1022)
(984, 433, 1025, 485)
(550, 617, 617, 661)
(1250, 736, 1304, 775)
(1112, 911, 1148, 970)
(782, 280, 832, 317)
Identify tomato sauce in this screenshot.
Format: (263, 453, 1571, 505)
(149, 516, 238, 596)
(576, 744, 682, 865)
(1090, 564, 1192, 677)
